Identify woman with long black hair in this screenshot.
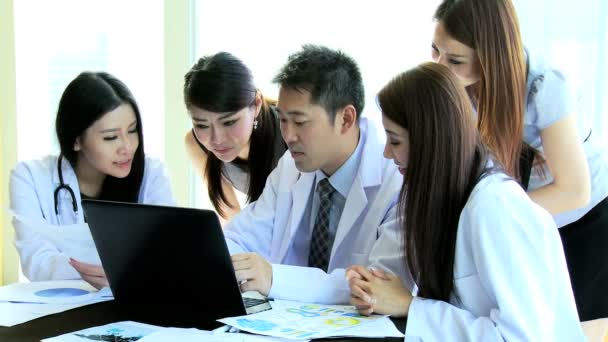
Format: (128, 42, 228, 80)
(10, 72, 174, 288)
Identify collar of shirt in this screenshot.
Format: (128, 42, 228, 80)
(314, 132, 364, 197)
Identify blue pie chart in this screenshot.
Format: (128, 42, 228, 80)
(35, 288, 90, 298)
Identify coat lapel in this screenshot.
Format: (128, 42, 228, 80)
(277, 172, 315, 261)
(329, 118, 383, 260)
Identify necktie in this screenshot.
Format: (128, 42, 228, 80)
(308, 178, 335, 272)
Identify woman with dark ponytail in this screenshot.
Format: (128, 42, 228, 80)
(184, 52, 286, 223)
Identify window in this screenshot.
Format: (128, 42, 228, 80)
(12, 0, 165, 282)
(14, 0, 165, 162)
(514, 0, 608, 146)
(194, 1, 441, 118)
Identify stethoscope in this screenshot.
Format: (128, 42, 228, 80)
(54, 155, 78, 216)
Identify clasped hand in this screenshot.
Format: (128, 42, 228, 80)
(345, 265, 412, 317)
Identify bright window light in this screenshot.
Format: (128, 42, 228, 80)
(14, 0, 165, 162)
(192, 0, 442, 208)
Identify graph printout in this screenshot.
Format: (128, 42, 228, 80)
(218, 300, 388, 340)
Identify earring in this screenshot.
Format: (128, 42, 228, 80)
(253, 119, 258, 130)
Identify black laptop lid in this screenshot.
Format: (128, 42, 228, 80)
(81, 200, 247, 325)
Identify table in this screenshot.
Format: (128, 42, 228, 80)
(0, 300, 407, 342)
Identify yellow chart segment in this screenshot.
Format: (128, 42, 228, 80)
(325, 317, 360, 327)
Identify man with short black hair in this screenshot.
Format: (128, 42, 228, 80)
(225, 45, 410, 303)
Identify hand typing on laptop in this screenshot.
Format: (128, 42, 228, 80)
(232, 253, 273, 296)
(82, 200, 272, 322)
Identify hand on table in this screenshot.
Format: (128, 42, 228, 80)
(346, 265, 412, 317)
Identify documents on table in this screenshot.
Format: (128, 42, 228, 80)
(0, 280, 111, 304)
(218, 300, 404, 340)
(42, 321, 300, 342)
(0, 280, 113, 327)
(140, 329, 301, 342)
(39, 300, 404, 341)
(42, 321, 160, 342)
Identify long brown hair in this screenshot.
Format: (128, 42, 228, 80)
(378, 63, 491, 300)
(435, 0, 527, 180)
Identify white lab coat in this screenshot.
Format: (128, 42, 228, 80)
(224, 118, 413, 304)
(404, 173, 585, 341)
(9, 155, 175, 281)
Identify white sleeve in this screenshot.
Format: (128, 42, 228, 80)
(269, 264, 350, 304)
(404, 186, 583, 341)
(367, 205, 415, 291)
(10, 163, 79, 281)
(530, 69, 575, 130)
(269, 201, 412, 304)
(141, 158, 176, 206)
(223, 157, 282, 256)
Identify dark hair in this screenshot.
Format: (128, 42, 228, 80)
(55, 72, 145, 202)
(184, 52, 282, 218)
(378, 63, 491, 301)
(272, 44, 365, 123)
(434, 0, 529, 181)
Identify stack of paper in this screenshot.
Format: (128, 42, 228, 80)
(0, 280, 113, 327)
(42, 321, 160, 342)
(141, 329, 300, 342)
(42, 321, 299, 342)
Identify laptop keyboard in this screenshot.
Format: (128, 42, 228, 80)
(243, 297, 267, 308)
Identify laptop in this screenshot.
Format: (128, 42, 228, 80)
(81, 199, 271, 328)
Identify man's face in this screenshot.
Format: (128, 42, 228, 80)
(277, 87, 343, 175)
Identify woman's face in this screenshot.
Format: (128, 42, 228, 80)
(190, 102, 259, 162)
(382, 114, 410, 176)
(432, 21, 481, 87)
(74, 103, 140, 179)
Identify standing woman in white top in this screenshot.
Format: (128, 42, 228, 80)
(346, 63, 584, 341)
(431, 0, 608, 321)
(10, 72, 175, 288)
(183, 52, 286, 223)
